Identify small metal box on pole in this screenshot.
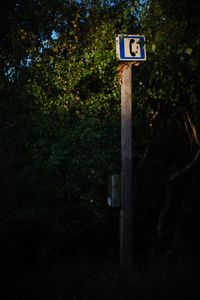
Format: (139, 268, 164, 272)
(107, 174, 122, 208)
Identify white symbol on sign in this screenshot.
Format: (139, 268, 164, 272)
(124, 38, 141, 58)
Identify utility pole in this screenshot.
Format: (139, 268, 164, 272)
(120, 64, 133, 272)
(116, 34, 146, 274)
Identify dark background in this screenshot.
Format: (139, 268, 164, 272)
(0, 0, 200, 298)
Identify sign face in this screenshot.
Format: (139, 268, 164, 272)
(116, 34, 146, 61)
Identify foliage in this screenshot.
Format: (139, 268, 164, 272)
(133, 0, 200, 245)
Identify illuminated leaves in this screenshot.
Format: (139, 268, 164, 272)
(185, 48, 193, 56)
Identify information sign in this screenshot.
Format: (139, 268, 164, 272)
(116, 34, 146, 61)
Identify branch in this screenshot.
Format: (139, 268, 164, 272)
(138, 144, 151, 169)
(186, 112, 200, 146)
(157, 185, 172, 238)
(157, 147, 200, 239)
(184, 111, 200, 147)
(168, 148, 200, 182)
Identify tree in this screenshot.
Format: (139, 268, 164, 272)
(133, 0, 200, 248)
(0, 0, 140, 260)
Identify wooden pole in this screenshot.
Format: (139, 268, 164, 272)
(120, 64, 133, 273)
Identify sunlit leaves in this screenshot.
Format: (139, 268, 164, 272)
(185, 48, 193, 56)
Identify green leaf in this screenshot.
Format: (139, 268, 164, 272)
(185, 48, 193, 55)
(151, 43, 156, 52)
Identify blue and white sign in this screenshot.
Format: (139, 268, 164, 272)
(116, 35, 146, 61)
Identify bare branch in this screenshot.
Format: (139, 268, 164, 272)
(184, 111, 200, 147)
(157, 147, 200, 239)
(169, 148, 200, 182)
(157, 185, 172, 238)
(186, 112, 200, 146)
(138, 144, 151, 169)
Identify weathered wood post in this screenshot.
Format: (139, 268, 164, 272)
(120, 64, 133, 272)
(116, 34, 146, 273)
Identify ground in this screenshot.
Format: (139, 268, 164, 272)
(1, 240, 199, 300)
